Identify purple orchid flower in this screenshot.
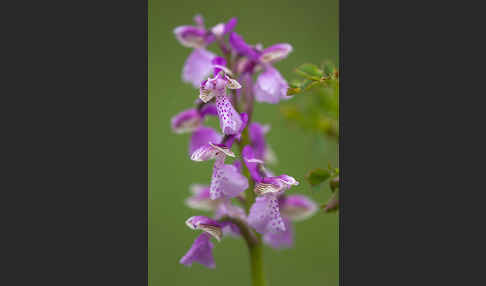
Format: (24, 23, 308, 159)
(174, 15, 238, 87)
(180, 214, 243, 268)
(199, 58, 243, 135)
(229, 32, 293, 104)
(247, 174, 299, 234)
(171, 104, 218, 134)
(185, 216, 224, 241)
(263, 194, 318, 249)
(191, 142, 249, 200)
(180, 215, 223, 268)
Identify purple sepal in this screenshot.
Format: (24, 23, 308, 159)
(223, 18, 237, 35)
(174, 26, 207, 49)
(254, 66, 289, 104)
(189, 126, 222, 155)
(185, 215, 223, 241)
(254, 175, 299, 195)
(259, 43, 293, 63)
(186, 216, 222, 229)
(279, 194, 318, 221)
(229, 32, 259, 60)
(185, 184, 220, 211)
(199, 103, 218, 117)
(212, 57, 227, 75)
(171, 108, 201, 134)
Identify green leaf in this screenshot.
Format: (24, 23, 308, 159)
(295, 63, 324, 80)
(306, 168, 331, 186)
(322, 62, 335, 76)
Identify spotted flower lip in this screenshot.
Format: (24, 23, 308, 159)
(185, 216, 223, 241)
(263, 217, 294, 249)
(248, 195, 286, 233)
(180, 233, 215, 268)
(210, 164, 249, 200)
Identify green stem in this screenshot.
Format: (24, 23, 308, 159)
(219, 216, 266, 286)
(249, 234, 266, 286)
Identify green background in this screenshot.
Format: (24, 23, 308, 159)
(149, 0, 339, 285)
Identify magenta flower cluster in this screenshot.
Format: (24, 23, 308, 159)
(171, 15, 318, 269)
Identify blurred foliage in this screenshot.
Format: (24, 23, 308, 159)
(283, 62, 340, 213)
(281, 62, 339, 139)
(306, 164, 339, 213)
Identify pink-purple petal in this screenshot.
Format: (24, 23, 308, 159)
(182, 49, 216, 88)
(242, 145, 263, 182)
(248, 122, 266, 160)
(189, 126, 222, 156)
(229, 32, 259, 60)
(223, 18, 237, 35)
(199, 103, 218, 118)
